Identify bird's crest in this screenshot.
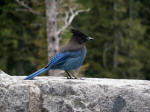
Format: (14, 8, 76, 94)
(71, 28, 88, 38)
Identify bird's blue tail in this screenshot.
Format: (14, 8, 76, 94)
(24, 67, 49, 80)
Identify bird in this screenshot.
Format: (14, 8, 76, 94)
(24, 28, 93, 80)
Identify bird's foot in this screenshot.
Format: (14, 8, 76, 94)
(67, 76, 78, 79)
(67, 76, 72, 79)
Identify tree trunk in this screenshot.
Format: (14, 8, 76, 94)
(45, 0, 61, 76)
(45, 0, 58, 60)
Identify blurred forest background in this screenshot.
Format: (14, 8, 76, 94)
(0, 0, 150, 80)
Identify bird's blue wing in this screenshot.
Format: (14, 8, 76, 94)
(48, 50, 81, 69)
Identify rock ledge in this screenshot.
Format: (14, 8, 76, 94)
(0, 71, 150, 112)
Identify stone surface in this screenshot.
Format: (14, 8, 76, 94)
(0, 71, 150, 112)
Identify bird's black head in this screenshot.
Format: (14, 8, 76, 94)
(71, 29, 93, 44)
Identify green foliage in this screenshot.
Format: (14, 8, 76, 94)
(0, 0, 150, 80)
(0, 0, 47, 76)
(73, 0, 150, 79)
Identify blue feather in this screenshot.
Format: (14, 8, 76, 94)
(48, 50, 82, 68)
(24, 67, 48, 80)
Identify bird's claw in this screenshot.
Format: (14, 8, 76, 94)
(67, 77, 72, 79)
(67, 76, 78, 79)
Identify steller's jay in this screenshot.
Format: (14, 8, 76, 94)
(24, 29, 93, 80)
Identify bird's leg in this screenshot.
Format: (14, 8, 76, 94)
(65, 71, 72, 79)
(70, 71, 78, 79)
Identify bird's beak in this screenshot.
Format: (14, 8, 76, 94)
(87, 37, 94, 40)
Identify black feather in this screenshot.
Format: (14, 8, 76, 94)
(71, 28, 88, 44)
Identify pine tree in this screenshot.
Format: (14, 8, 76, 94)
(74, 0, 148, 79)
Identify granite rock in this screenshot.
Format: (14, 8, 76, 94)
(0, 71, 150, 112)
